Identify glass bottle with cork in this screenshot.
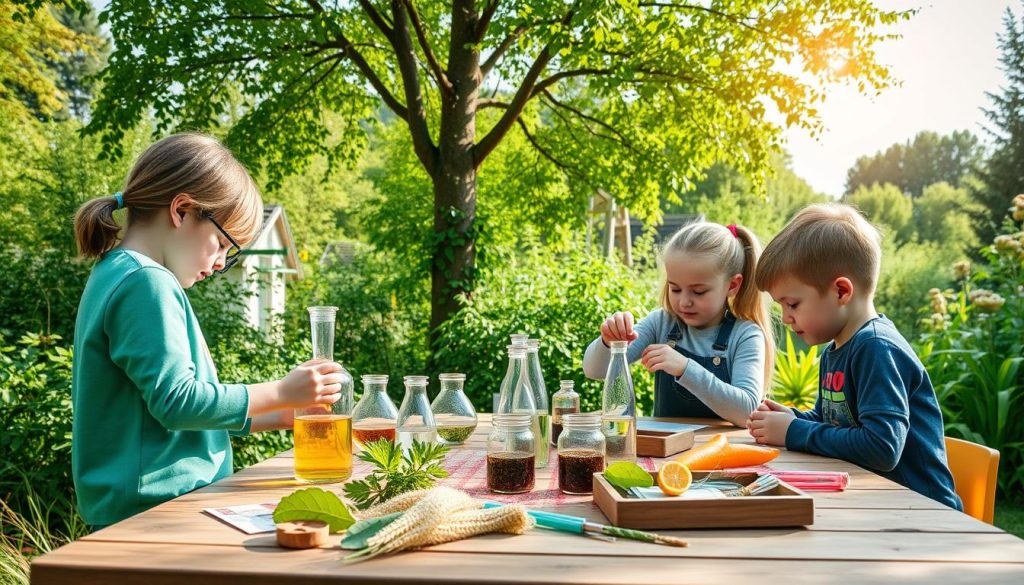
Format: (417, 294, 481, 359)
(550, 379, 580, 446)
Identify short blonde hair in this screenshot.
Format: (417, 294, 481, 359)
(75, 133, 263, 258)
(755, 203, 881, 294)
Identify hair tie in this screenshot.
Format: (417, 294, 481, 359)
(727, 224, 739, 238)
(113, 192, 125, 210)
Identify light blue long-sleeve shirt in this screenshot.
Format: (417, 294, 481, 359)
(583, 308, 766, 426)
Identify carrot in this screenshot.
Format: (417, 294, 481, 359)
(674, 434, 779, 470)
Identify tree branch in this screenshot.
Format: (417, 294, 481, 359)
(306, 0, 409, 120)
(356, 0, 395, 36)
(476, 0, 500, 41)
(480, 25, 525, 77)
(477, 98, 510, 109)
(531, 67, 615, 96)
(637, 2, 775, 38)
(517, 118, 570, 172)
(403, 0, 451, 93)
(539, 89, 638, 153)
(391, 0, 439, 172)
(474, 7, 577, 167)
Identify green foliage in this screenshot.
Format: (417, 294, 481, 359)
(434, 243, 659, 414)
(343, 439, 450, 510)
(771, 330, 819, 410)
(340, 512, 403, 550)
(915, 207, 1024, 499)
(603, 461, 654, 490)
(0, 331, 76, 536)
(272, 487, 355, 533)
(844, 183, 913, 242)
(975, 8, 1024, 245)
(875, 235, 962, 337)
(845, 130, 983, 197)
(1, 482, 86, 585)
(914, 182, 983, 253)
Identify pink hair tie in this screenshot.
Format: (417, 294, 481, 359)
(727, 224, 739, 238)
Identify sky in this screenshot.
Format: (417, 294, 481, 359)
(783, 0, 1020, 197)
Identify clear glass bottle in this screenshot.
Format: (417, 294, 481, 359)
(397, 375, 437, 449)
(557, 413, 606, 495)
(602, 340, 637, 463)
(509, 333, 529, 347)
(525, 339, 550, 467)
(352, 374, 398, 448)
(431, 373, 478, 444)
(486, 413, 536, 494)
(294, 306, 353, 483)
(550, 380, 581, 446)
(496, 345, 531, 414)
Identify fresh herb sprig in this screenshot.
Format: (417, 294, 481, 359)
(344, 439, 450, 510)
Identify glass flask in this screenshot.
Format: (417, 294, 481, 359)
(602, 340, 636, 463)
(496, 345, 531, 415)
(431, 373, 478, 444)
(557, 413, 606, 495)
(486, 413, 536, 494)
(352, 374, 398, 448)
(397, 375, 437, 449)
(525, 339, 550, 467)
(550, 380, 581, 446)
(294, 306, 353, 483)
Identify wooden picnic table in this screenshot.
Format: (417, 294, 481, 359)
(31, 416, 1024, 584)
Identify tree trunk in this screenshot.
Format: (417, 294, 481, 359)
(428, 0, 481, 349)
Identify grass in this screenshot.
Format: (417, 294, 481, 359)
(994, 499, 1024, 539)
(0, 490, 85, 585)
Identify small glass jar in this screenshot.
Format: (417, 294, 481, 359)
(431, 373, 478, 445)
(550, 380, 581, 446)
(557, 413, 606, 495)
(352, 374, 398, 448)
(486, 413, 536, 494)
(397, 375, 437, 449)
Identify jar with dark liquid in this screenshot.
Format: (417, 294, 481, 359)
(556, 413, 605, 495)
(486, 413, 536, 494)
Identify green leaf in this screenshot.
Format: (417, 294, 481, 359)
(603, 462, 654, 490)
(272, 487, 355, 533)
(339, 512, 403, 550)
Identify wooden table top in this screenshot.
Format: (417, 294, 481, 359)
(31, 416, 1024, 584)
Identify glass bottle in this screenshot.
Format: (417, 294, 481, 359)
(557, 413, 606, 495)
(431, 373, 478, 445)
(602, 340, 637, 463)
(397, 375, 437, 449)
(509, 333, 529, 347)
(294, 306, 353, 483)
(525, 339, 550, 467)
(550, 380, 581, 446)
(486, 413, 536, 494)
(496, 345, 530, 414)
(352, 374, 398, 448)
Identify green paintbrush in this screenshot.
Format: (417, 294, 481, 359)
(482, 502, 688, 547)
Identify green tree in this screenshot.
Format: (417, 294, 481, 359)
(914, 181, 982, 254)
(79, 0, 904, 346)
(844, 182, 913, 241)
(845, 130, 984, 197)
(975, 6, 1024, 246)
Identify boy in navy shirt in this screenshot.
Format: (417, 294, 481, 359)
(748, 203, 961, 510)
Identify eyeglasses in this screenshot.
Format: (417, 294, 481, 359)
(200, 211, 242, 274)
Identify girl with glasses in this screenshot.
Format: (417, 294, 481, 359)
(71, 133, 343, 529)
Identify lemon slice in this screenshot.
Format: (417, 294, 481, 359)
(657, 461, 693, 497)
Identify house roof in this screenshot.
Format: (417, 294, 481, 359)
(240, 204, 303, 280)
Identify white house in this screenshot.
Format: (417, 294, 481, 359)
(226, 204, 302, 336)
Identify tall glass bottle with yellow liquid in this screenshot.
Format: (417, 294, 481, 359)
(294, 306, 354, 483)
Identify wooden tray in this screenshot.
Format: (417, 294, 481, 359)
(635, 428, 695, 458)
(592, 471, 814, 529)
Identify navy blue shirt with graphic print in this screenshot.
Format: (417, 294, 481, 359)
(785, 316, 962, 510)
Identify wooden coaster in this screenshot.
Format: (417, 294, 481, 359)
(276, 520, 330, 549)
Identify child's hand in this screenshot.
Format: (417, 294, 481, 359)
(601, 311, 639, 344)
(747, 409, 795, 446)
(640, 344, 688, 378)
(758, 398, 791, 413)
(278, 359, 346, 408)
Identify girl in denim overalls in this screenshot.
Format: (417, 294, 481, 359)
(583, 222, 775, 426)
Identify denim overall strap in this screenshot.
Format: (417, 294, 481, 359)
(652, 312, 737, 418)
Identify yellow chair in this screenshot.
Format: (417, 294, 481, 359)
(944, 436, 1000, 524)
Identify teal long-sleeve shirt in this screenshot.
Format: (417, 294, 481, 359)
(72, 249, 251, 526)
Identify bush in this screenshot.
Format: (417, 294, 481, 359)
(434, 243, 660, 414)
(915, 202, 1024, 499)
(771, 330, 819, 410)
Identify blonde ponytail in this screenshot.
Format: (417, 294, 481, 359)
(728, 225, 776, 393)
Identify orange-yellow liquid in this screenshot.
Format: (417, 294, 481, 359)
(293, 414, 352, 483)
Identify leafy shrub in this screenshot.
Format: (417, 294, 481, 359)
(915, 203, 1024, 499)
(771, 330, 819, 410)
